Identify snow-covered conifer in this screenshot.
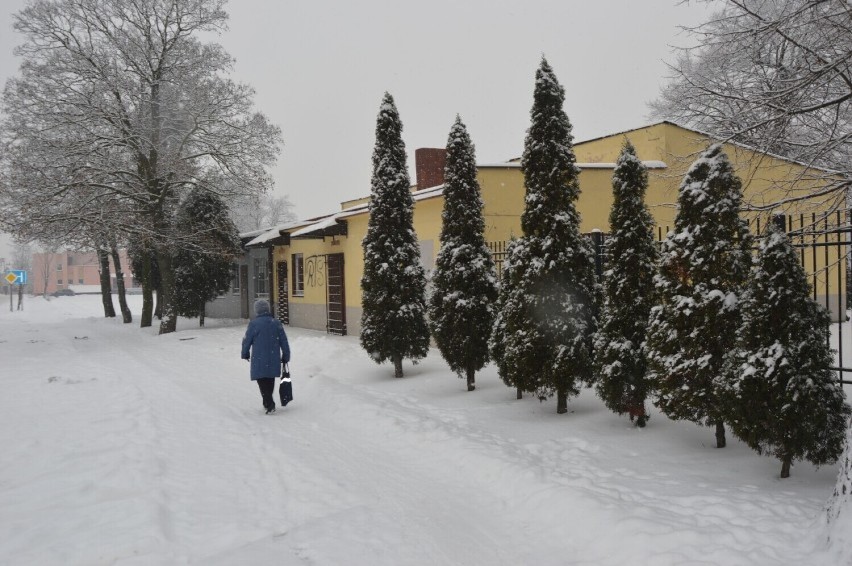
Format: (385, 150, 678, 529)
(726, 220, 850, 477)
(646, 144, 752, 447)
(594, 141, 658, 426)
(492, 58, 598, 413)
(490, 238, 543, 399)
(172, 189, 241, 326)
(428, 117, 498, 391)
(360, 93, 430, 378)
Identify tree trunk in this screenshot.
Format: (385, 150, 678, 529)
(557, 390, 568, 414)
(466, 366, 475, 391)
(715, 420, 727, 448)
(152, 240, 163, 321)
(154, 288, 162, 319)
(199, 301, 205, 327)
(110, 244, 132, 323)
(516, 387, 522, 400)
(393, 355, 403, 378)
(140, 251, 153, 328)
(97, 247, 116, 318)
(16, 284, 23, 311)
(630, 403, 648, 428)
(781, 455, 792, 478)
(157, 249, 177, 334)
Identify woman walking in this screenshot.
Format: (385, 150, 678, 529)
(241, 299, 290, 414)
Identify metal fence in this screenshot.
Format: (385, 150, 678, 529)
(486, 211, 852, 385)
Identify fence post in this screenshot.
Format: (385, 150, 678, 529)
(590, 229, 604, 279)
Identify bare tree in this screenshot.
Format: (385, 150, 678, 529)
(652, 0, 852, 212)
(110, 237, 132, 323)
(33, 241, 59, 298)
(9, 241, 32, 305)
(0, 0, 282, 334)
(11, 242, 31, 274)
(229, 193, 297, 233)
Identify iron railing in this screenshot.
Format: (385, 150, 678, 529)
(486, 210, 851, 385)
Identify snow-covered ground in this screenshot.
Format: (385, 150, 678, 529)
(1, 295, 849, 565)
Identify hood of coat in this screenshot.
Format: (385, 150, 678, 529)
(254, 299, 271, 316)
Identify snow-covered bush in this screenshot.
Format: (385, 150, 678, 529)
(594, 141, 658, 426)
(360, 93, 429, 378)
(491, 58, 597, 414)
(428, 116, 497, 391)
(725, 220, 850, 477)
(646, 145, 752, 447)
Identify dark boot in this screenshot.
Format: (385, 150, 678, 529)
(257, 378, 276, 413)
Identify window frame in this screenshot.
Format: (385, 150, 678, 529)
(254, 257, 268, 298)
(231, 263, 241, 295)
(292, 253, 305, 297)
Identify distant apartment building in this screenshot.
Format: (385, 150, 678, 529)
(30, 250, 137, 295)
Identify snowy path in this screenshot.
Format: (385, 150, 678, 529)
(0, 296, 846, 565)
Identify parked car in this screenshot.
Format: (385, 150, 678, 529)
(51, 288, 76, 297)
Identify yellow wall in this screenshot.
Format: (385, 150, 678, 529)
(272, 121, 845, 330)
(477, 166, 619, 240)
(574, 122, 844, 315)
(574, 122, 836, 229)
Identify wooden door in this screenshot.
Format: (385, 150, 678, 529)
(326, 253, 346, 335)
(276, 260, 289, 325)
(239, 264, 249, 319)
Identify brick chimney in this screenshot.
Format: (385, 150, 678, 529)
(414, 148, 447, 190)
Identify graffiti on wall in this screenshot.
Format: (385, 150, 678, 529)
(305, 255, 326, 288)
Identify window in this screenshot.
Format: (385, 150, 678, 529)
(419, 240, 435, 272)
(57, 279, 63, 285)
(254, 258, 268, 298)
(78, 279, 84, 284)
(56, 264, 63, 271)
(292, 253, 304, 296)
(231, 263, 240, 295)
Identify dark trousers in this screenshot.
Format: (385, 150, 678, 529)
(256, 378, 275, 410)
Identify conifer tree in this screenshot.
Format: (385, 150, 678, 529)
(172, 189, 241, 326)
(490, 238, 541, 399)
(594, 141, 658, 427)
(360, 93, 430, 378)
(646, 144, 752, 447)
(725, 220, 850, 477)
(492, 58, 598, 413)
(428, 116, 498, 391)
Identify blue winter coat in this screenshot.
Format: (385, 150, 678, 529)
(241, 309, 290, 380)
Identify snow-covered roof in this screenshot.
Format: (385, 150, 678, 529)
(330, 183, 446, 222)
(289, 215, 341, 238)
(238, 227, 270, 239)
(244, 221, 305, 247)
(476, 161, 667, 169)
(581, 160, 667, 169)
(579, 120, 842, 175)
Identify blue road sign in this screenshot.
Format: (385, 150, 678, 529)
(5, 270, 27, 285)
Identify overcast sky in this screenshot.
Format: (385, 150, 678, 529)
(0, 0, 715, 262)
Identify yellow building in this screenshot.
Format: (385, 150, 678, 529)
(248, 121, 846, 334)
